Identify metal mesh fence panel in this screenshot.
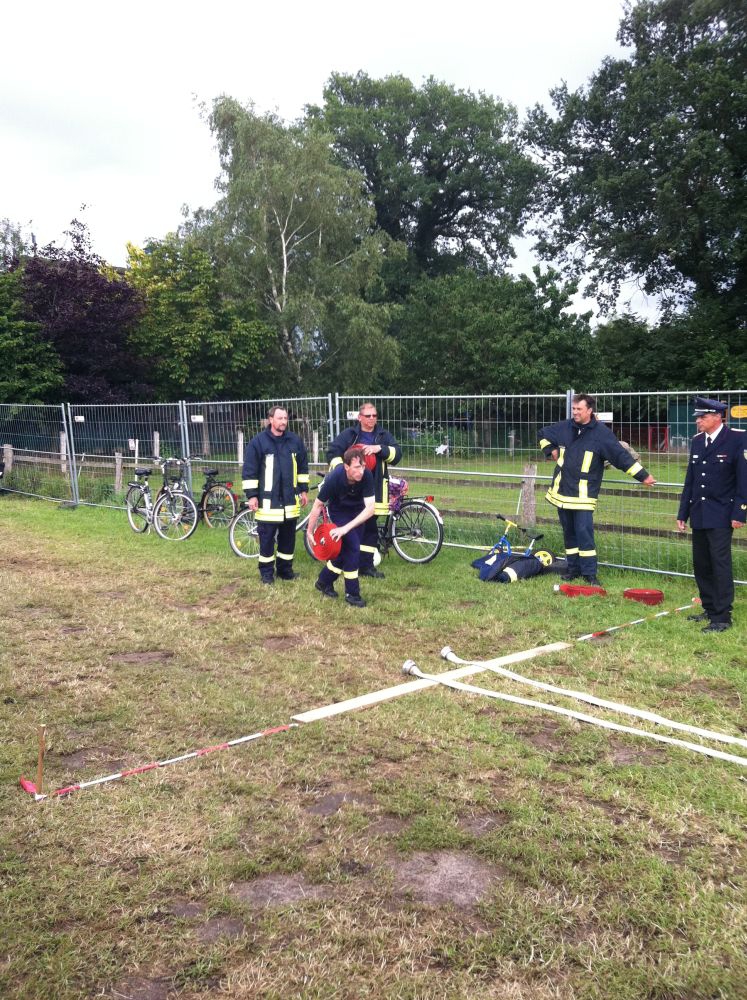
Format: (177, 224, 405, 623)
(182, 397, 334, 491)
(0, 404, 74, 502)
(2, 389, 745, 583)
(585, 390, 747, 584)
(336, 390, 747, 584)
(336, 393, 569, 552)
(66, 402, 184, 506)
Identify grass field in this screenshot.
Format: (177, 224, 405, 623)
(1, 498, 746, 1000)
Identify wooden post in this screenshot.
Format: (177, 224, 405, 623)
(153, 431, 160, 459)
(114, 451, 123, 493)
(2, 443, 12, 474)
(520, 462, 536, 526)
(237, 431, 244, 465)
(36, 725, 47, 796)
(313, 430, 319, 464)
(60, 431, 67, 474)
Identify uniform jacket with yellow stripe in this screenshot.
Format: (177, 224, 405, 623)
(539, 417, 650, 511)
(326, 423, 402, 516)
(242, 427, 309, 522)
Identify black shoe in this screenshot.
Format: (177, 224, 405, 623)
(345, 594, 366, 608)
(560, 572, 581, 582)
(702, 621, 731, 633)
(359, 567, 385, 579)
(583, 576, 602, 587)
(278, 571, 300, 581)
(687, 612, 709, 622)
(315, 580, 337, 599)
(260, 576, 274, 586)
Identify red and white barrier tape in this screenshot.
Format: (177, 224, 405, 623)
(19, 724, 296, 801)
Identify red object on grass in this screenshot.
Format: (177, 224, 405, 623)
(623, 588, 664, 606)
(554, 582, 607, 597)
(310, 521, 342, 561)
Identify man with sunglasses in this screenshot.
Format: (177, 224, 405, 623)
(327, 402, 402, 578)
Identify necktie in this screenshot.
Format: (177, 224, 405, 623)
(706, 436, 711, 447)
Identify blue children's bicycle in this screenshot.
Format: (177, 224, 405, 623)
(485, 513, 557, 565)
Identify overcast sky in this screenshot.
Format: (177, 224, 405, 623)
(2, 0, 638, 313)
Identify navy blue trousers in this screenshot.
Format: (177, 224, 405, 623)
(317, 512, 363, 597)
(557, 508, 597, 577)
(257, 519, 297, 580)
(691, 527, 734, 623)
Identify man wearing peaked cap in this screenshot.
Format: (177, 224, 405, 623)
(677, 397, 747, 632)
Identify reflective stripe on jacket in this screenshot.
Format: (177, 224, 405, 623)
(242, 427, 309, 522)
(538, 417, 649, 511)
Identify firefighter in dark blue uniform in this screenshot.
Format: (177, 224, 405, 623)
(327, 402, 401, 579)
(677, 397, 747, 633)
(305, 447, 376, 607)
(241, 406, 309, 584)
(540, 394, 656, 585)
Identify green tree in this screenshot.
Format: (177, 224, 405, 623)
(308, 72, 540, 280)
(525, 0, 746, 315)
(193, 97, 397, 389)
(126, 235, 274, 401)
(0, 268, 63, 402)
(395, 267, 597, 393)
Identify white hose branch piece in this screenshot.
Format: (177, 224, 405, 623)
(440, 646, 747, 752)
(405, 662, 747, 768)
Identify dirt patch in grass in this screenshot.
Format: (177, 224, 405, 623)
(59, 625, 87, 634)
(194, 916, 245, 942)
(606, 738, 668, 766)
(683, 677, 742, 708)
(17, 605, 55, 618)
(458, 812, 510, 837)
(163, 899, 206, 919)
(305, 788, 377, 816)
(104, 973, 172, 999)
(231, 873, 333, 907)
(110, 651, 175, 665)
(513, 717, 567, 753)
(56, 746, 127, 774)
(390, 850, 503, 907)
(368, 816, 409, 837)
(263, 635, 302, 652)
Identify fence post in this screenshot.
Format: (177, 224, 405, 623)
(520, 462, 537, 525)
(179, 401, 193, 494)
(115, 451, 123, 493)
(3, 443, 12, 474)
(63, 404, 80, 506)
(313, 430, 319, 464)
(60, 430, 67, 475)
(153, 430, 160, 459)
(237, 431, 244, 466)
(334, 392, 340, 438)
(566, 388, 575, 419)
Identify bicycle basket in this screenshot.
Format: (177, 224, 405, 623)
(389, 476, 408, 502)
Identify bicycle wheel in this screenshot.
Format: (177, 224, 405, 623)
(391, 499, 444, 563)
(202, 484, 236, 529)
(125, 485, 149, 533)
(153, 490, 198, 541)
(228, 507, 260, 559)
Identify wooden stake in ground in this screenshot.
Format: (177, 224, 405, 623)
(36, 725, 46, 796)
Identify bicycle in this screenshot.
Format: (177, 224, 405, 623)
(302, 474, 444, 565)
(483, 513, 557, 566)
(124, 458, 199, 541)
(183, 457, 237, 528)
